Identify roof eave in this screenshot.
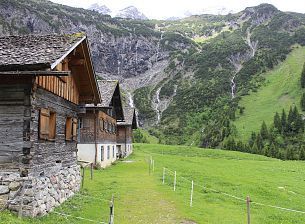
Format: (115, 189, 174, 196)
(50, 35, 86, 70)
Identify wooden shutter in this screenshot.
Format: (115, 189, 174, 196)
(72, 118, 77, 141)
(49, 112, 56, 140)
(40, 108, 50, 140)
(66, 117, 72, 141)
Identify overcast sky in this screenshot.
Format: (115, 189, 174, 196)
(50, 0, 305, 19)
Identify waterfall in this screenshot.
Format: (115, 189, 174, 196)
(127, 92, 134, 108)
(154, 87, 162, 124)
(155, 33, 163, 63)
(231, 75, 236, 99)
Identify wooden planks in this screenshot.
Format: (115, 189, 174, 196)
(35, 75, 79, 105)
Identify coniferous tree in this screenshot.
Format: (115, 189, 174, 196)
(263, 144, 271, 157)
(255, 134, 264, 154)
(248, 132, 256, 148)
(281, 109, 287, 133)
(270, 142, 277, 158)
(260, 121, 269, 140)
(300, 146, 305, 160)
(286, 145, 294, 160)
(301, 93, 305, 111)
(287, 106, 294, 133)
(293, 106, 303, 133)
(252, 142, 259, 154)
(274, 112, 282, 133)
(301, 62, 305, 88)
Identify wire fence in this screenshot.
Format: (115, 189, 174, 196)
(161, 166, 305, 218)
(143, 152, 305, 223)
(52, 193, 115, 224)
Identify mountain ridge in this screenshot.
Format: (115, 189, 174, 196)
(0, 1, 305, 149)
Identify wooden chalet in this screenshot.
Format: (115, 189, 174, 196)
(0, 33, 100, 216)
(117, 107, 138, 157)
(78, 80, 124, 168)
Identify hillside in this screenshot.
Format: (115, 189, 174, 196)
(2, 144, 305, 223)
(234, 46, 305, 141)
(1, 1, 305, 148)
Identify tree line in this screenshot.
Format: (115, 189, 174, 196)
(223, 62, 305, 160)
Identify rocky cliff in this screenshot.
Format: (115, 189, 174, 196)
(1, 1, 305, 146)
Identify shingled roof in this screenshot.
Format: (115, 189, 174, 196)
(117, 107, 137, 129)
(0, 33, 86, 71)
(98, 80, 119, 107)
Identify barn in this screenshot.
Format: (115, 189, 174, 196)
(0, 33, 100, 216)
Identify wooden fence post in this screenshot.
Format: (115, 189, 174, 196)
(162, 168, 165, 184)
(109, 195, 114, 224)
(81, 166, 85, 189)
(247, 196, 251, 224)
(174, 171, 177, 191)
(152, 160, 155, 172)
(90, 163, 93, 180)
(148, 158, 151, 176)
(190, 180, 194, 207)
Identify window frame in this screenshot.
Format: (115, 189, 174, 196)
(39, 108, 56, 141)
(101, 146, 104, 161)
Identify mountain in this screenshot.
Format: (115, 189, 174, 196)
(88, 3, 111, 15)
(0, 1, 305, 150)
(116, 6, 148, 20)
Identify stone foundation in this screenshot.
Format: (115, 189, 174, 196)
(0, 165, 81, 217)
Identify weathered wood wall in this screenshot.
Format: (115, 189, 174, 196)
(30, 87, 78, 176)
(0, 80, 32, 171)
(116, 125, 133, 144)
(79, 110, 117, 144)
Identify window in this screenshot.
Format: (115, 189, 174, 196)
(104, 120, 107, 132)
(107, 146, 110, 159)
(39, 108, 56, 141)
(66, 117, 77, 141)
(99, 119, 104, 131)
(101, 146, 104, 161)
(79, 118, 83, 129)
(108, 122, 111, 133)
(112, 146, 115, 158)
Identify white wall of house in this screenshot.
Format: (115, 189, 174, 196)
(77, 143, 117, 168)
(77, 144, 95, 163)
(116, 144, 133, 157)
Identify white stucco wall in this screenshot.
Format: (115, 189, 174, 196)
(77, 144, 95, 163)
(78, 143, 117, 168)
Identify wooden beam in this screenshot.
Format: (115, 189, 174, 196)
(0, 71, 71, 76)
(69, 59, 85, 66)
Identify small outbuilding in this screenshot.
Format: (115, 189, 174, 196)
(117, 107, 138, 157)
(0, 33, 100, 216)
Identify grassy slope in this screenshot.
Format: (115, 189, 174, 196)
(234, 46, 305, 141)
(2, 144, 305, 223)
(138, 144, 305, 224)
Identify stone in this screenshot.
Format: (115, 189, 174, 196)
(9, 190, 18, 199)
(9, 181, 21, 191)
(0, 185, 9, 195)
(24, 189, 34, 197)
(0, 194, 8, 208)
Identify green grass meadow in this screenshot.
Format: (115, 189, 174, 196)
(2, 144, 305, 223)
(234, 46, 305, 141)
